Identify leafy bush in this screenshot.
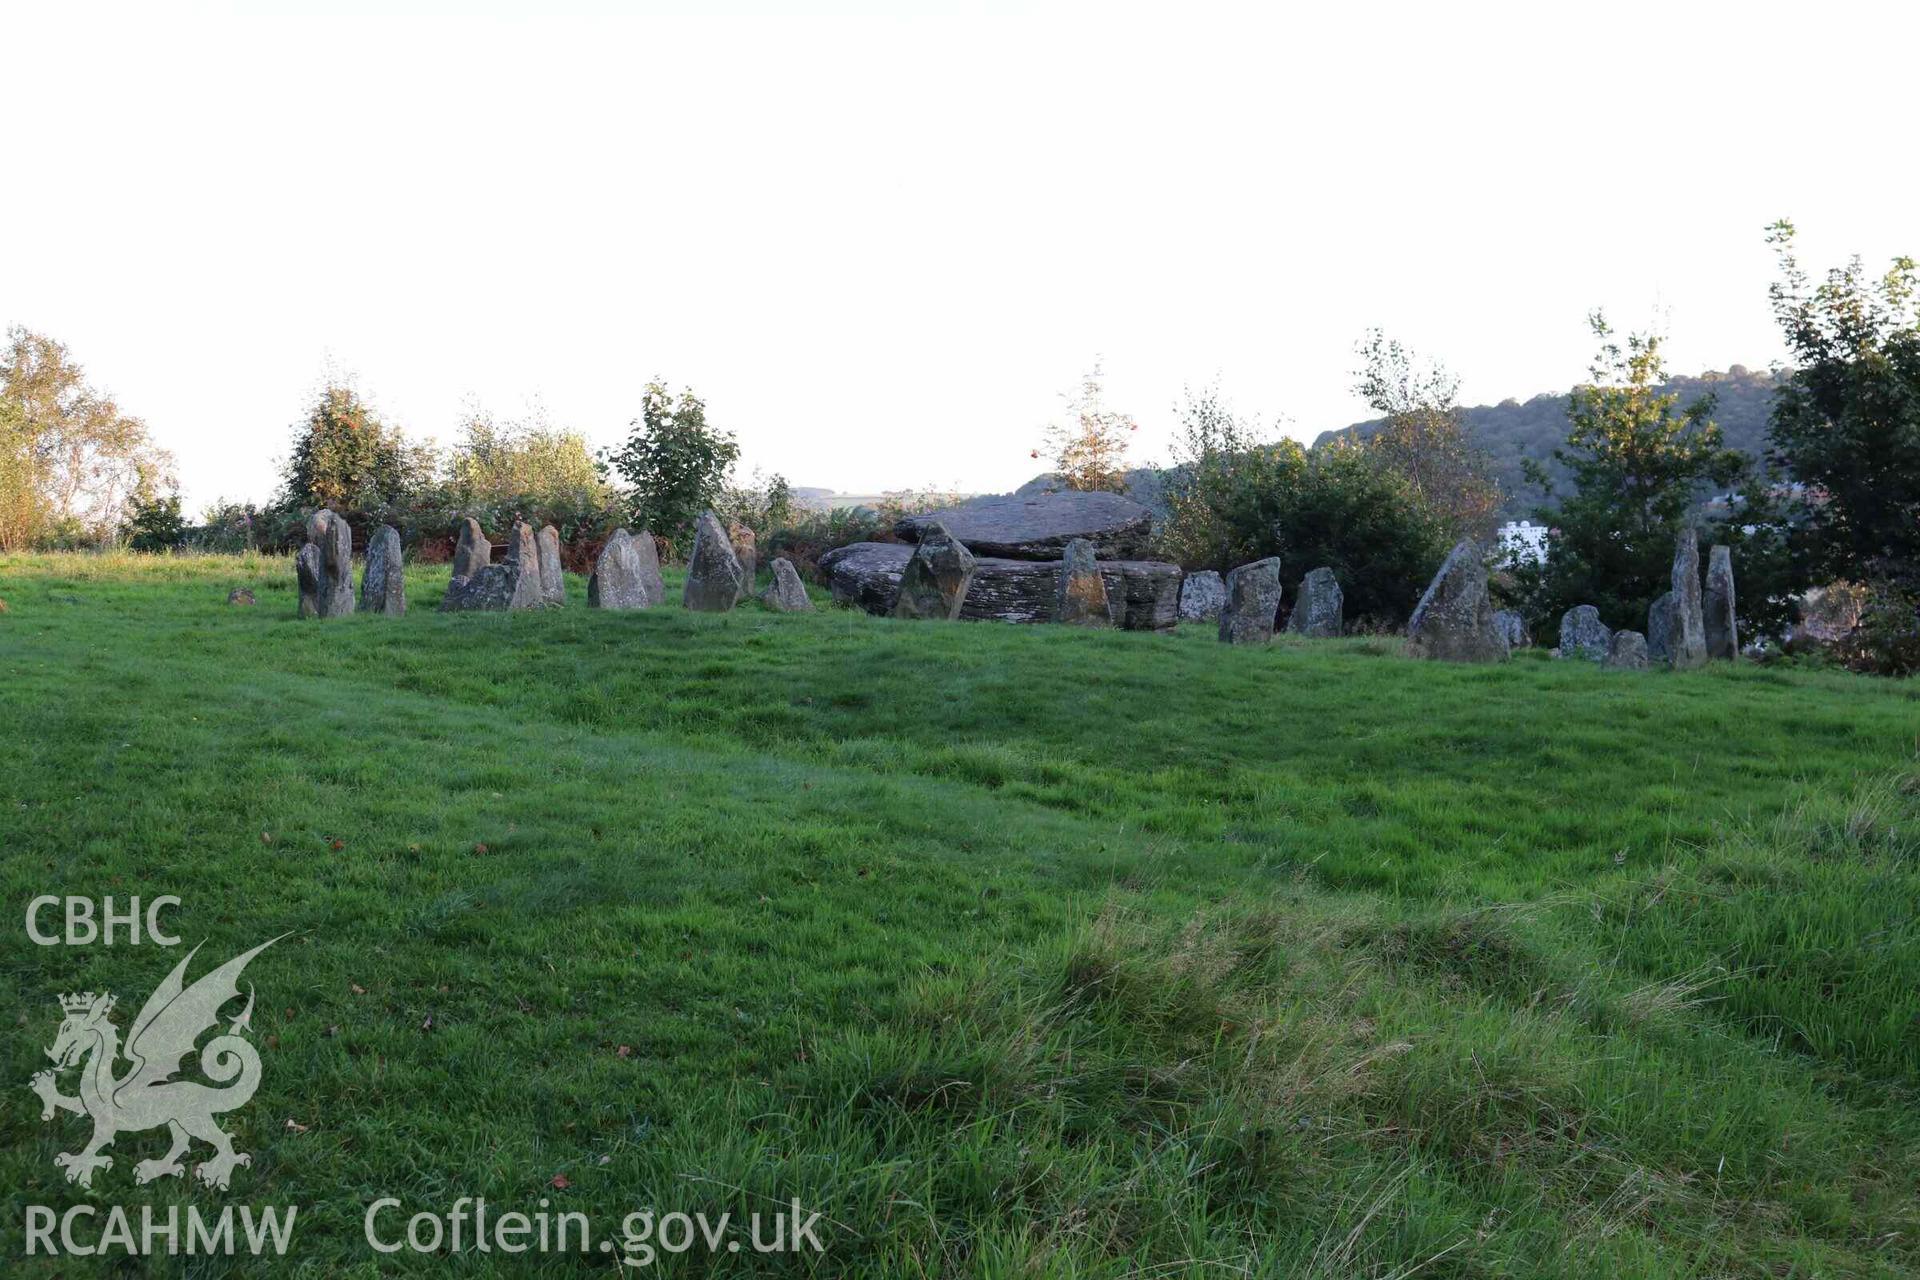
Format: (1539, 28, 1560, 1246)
(120, 490, 188, 552)
(1159, 385, 1450, 625)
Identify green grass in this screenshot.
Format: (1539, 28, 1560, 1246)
(1, 551, 1916, 1277)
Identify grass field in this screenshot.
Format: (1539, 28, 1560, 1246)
(2, 551, 1918, 1277)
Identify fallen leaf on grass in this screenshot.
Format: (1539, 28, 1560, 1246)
(549, 1174, 571, 1190)
(285, 1118, 309, 1134)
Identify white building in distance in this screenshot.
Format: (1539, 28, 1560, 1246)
(1497, 520, 1549, 565)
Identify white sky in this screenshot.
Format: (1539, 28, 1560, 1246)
(4, 0, 1915, 512)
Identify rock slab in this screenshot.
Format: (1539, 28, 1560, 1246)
(727, 521, 758, 601)
(1285, 567, 1343, 638)
(537, 525, 566, 607)
(894, 490, 1153, 560)
(1493, 609, 1530, 649)
(359, 523, 406, 615)
(1557, 605, 1611, 662)
(588, 530, 655, 609)
(1218, 557, 1282, 645)
(440, 564, 523, 612)
(1669, 530, 1709, 670)
(683, 512, 745, 612)
(1406, 541, 1507, 662)
(504, 522, 546, 610)
(760, 557, 813, 612)
(1704, 544, 1737, 660)
(1054, 538, 1112, 626)
(452, 517, 490, 581)
(1647, 593, 1674, 665)
(893, 522, 977, 620)
(297, 509, 355, 618)
(818, 542, 1179, 631)
(1605, 629, 1649, 670)
(1178, 570, 1226, 622)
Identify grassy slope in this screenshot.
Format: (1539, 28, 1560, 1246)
(0, 552, 1916, 1278)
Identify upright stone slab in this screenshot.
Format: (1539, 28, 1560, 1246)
(1647, 593, 1674, 665)
(535, 525, 566, 607)
(1669, 530, 1709, 670)
(1704, 545, 1737, 660)
(359, 523, 406, 615)
(1178, 570, 1226, 622)
(451, 517, 490, 582)
(1557, 605, 1611, 662)
(297, 509, 354, 618)
(727, 521, 758, 602)
(683, 512, 745, 612)
(440, 564, 522, 612)
(1605, 629, 1649, 670)
(1218, 557, 1282, 645)
(892, 522, 976, 620)
(1285, 567, 1343, 638)
(502, 521, 546, 610)
(1493, 609, 1530, 649)
(630, 528, 666, 604)
(1405, 541, 1507, 662)
(295, 543, 324, 618)
(588, 530, 648, 609)
(1053, 538, 1112, 627)
(760, 557, 813, 612)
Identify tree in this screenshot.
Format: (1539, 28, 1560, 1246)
(0, 327, 174, 548)
(1036, 360, 1136, 492)
(1522, 314, 1745, 628)
(1765, 220, 1920, 589)
(1353, 330, 1502, 539)
(278, 383, 431, 511)
(599, 380, 739, 542)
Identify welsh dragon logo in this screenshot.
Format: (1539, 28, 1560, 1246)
(29, 937, 283, 1191)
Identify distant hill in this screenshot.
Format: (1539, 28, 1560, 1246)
(1313, 366, 1782, 518)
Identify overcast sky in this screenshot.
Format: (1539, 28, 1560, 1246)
(5, 0, 1915, 511)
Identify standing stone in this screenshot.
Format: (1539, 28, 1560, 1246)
(297, 509, 355, 618)
(1704, 545, 1737, 660)
(683, 512, 746, 612)
(295, 543, 324, 619)
(1285, 567, 1343, 638)
(588, 530, 649, 609)
(1493, 609, 1530, 649)
(892, 522, 977, 620)
(727, 521, 758, 602)
(760, 557, 813, 612)
(1053, 538, 1112, 627)
(1605, 630, 1650, 670)
(1218, 557, 1283, 645)
(1178, 570, 1227, 622)
(536, 525, 566, 607)
(359, 523, 406, 616)
(1669, 530, 1709, 670)
(1557, 605, 1612, 662)
(1647, 593, 1674, 665)
(1405, 541, 1508, 662)
(451, 517, 490, 582)
(629, 528, 667, 604)
(503, 521, 546, 610)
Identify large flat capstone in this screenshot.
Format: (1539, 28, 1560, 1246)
(892, 490, 1154, 560)
(820, 541, 1179, 631)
